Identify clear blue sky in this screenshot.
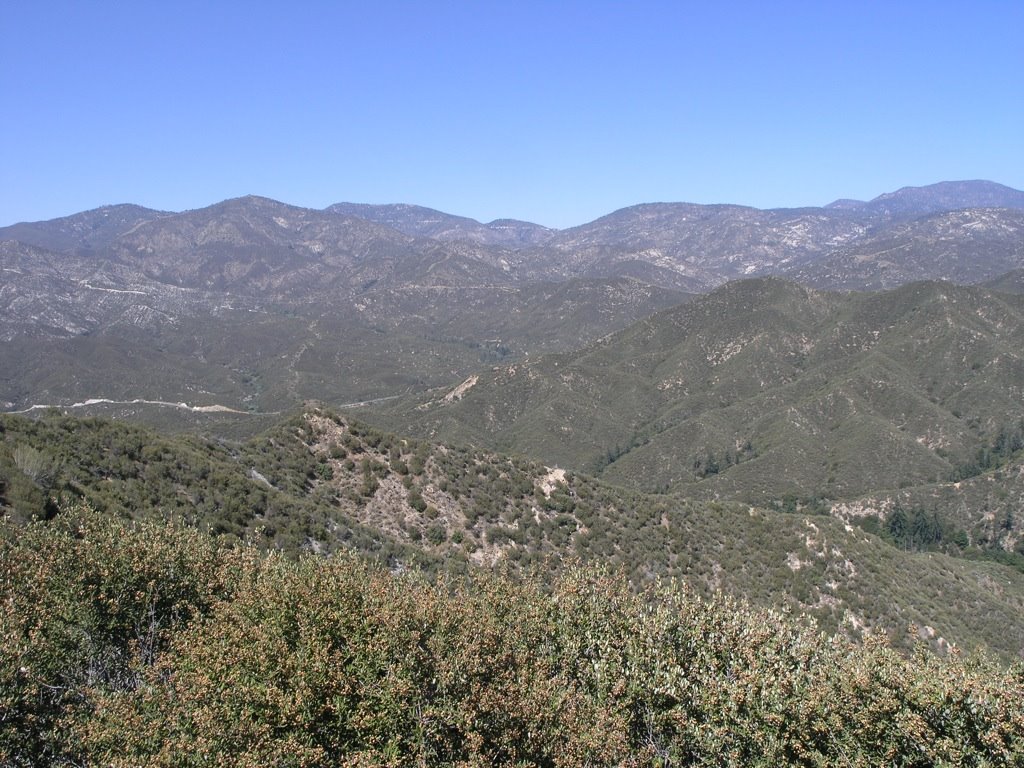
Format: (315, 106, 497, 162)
(2, 1, 1022, 228)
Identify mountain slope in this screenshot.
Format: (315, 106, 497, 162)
(983, 268, 1024, 295)
(858, 180, 1024, 218)
(0, 203, 168, 253)
(3, 407, 1024, 659)
(528, 204, 865, 290)
(787, 208, 1024, 290)
(370, 278, 1024, 516)
(0, 239, 237, 341)
(326, 202, 554, 247)
(0, 272, 687, 415)
(4, 183, 1024, 418)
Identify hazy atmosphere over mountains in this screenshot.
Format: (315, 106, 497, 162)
(5, 179, 1024, 544)
(5, 176, 1024, 744)
(5, 2, 1024, 764)
(2, 180, 1023, 414)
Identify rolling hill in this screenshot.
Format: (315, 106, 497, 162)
(368, 278, 1024, 542)
(3, 181, 1023, 420)
(3, 406, 1024, 660)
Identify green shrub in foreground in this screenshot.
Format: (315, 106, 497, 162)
(2, 506, 1022, 766)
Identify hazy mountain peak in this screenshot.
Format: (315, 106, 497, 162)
(824, 198, 867, 210)
(202, 194, 302, 214)
(326, 202, 554, 247)
(866, 180, 1024, 217)
(0, 203, 169, 253)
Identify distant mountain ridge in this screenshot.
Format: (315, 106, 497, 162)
(787, 207, 1024, 290)
(2, 179, 1022, 413)
(5, 179, 1021, 299)
(325, 202, 554, 247)
(0, 192, 688, 411)
(0, 203, 169, 253)
(828, 180, 1024, 218)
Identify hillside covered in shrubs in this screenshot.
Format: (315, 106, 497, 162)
(4, 409, 1024, 660)
(3, 507, 1023, 766)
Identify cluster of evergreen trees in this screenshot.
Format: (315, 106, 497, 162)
(949, 419, 1024, 481)
(886, 503, 948, 551)
(691, 441, 756, 479)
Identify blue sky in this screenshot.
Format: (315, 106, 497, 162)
(2, 1, 1022, 228)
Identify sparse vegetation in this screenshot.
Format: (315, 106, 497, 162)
(371, 279, 1024, 548)
(4, 195, 1024, 761)
(4, 408, 1024, 661)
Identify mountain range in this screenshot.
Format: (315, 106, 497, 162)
(369, 276, 1024, 547)
(2, 180, 1023, 415)
(4, 180, 1024, 663)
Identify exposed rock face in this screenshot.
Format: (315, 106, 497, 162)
(786, 208, 1024, 290)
